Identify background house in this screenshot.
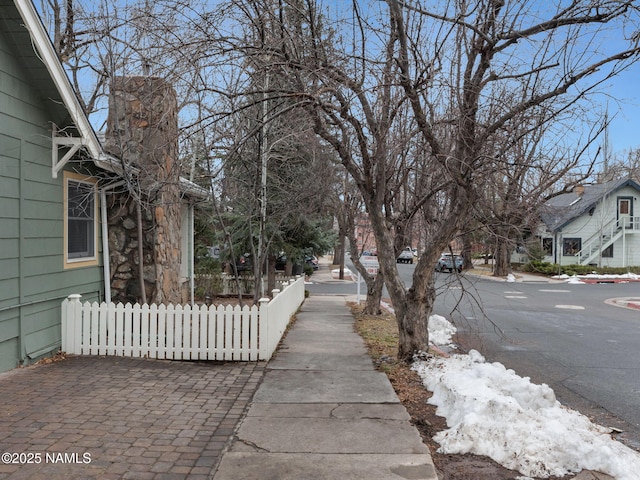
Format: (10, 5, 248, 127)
(535, 178, 640, 268)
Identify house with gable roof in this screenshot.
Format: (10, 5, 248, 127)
(0, 0, 207, 373)
(534, 177, 640, 268)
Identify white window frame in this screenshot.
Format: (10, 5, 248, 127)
(64, 171, 99, 268)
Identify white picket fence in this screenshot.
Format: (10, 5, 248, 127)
(61, 276, 305, 361)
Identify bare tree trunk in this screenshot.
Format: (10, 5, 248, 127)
(207, 181, 243, 307)
(136, 202, 147, 304)
(399, 280, 435, 359)
(267, 254, 276, 295)
(344, 220, 385, 315)
(363, 270, 384, 315)
(337, 233, 345, 279)
(462, 234, 474, 270)
(493, 237, 513, 276)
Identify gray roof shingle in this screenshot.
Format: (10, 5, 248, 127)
(540, 178, 640, 232)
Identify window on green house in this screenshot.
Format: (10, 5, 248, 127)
(64, 172, 98, 267)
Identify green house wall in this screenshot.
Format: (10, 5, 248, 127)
(0, 24, 103, 373)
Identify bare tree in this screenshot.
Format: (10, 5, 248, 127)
(477, 107, 602, 276)
(228, 0, 640, 361)
(333, 173, 385, 315)
(44, 0, 229, 303)
(385, 0, 640, 359)
(47, 0, 640, 358)
(598, 147, 640, 182)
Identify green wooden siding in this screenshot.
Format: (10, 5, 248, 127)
(0, 24, 104, 373)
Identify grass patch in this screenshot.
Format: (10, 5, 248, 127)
(351, 303, 398, 368)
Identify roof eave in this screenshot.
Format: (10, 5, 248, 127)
(14, 0, 105, 168)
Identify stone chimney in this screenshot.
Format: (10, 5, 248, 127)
(105, 76, 183, 305)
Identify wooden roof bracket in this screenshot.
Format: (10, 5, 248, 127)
(52, 124, 84, 178)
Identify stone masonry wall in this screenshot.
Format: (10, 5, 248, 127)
(104, 76, 184, 305)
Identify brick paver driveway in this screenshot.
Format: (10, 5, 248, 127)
(0, 356, 265, 479)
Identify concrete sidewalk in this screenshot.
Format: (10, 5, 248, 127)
(212, 295, 437, 480)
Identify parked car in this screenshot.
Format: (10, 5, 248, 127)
(305, 255, 319, 270)
(397, 247, 414, 264)
(235, 254, 252, 273)
(435, 253, 463, 273)
(275, 254, 287, 271)
(275, 253, 318, 272)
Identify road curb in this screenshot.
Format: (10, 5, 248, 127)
(605, 297, 640, 311)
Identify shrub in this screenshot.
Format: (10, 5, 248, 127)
(523, 260, 558, 275)
(522, 261, 640, 277)
(303, 264, 314, 277)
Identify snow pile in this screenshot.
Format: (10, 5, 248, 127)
(331, 267, 356, 281)
(567, 276, 586, 284)
(413, 350, 640, 479)
(331, 267, 351, 276)
(580, 272, 640, 280)
(552, 272, 640, 283)
(428, 314, 457, 347)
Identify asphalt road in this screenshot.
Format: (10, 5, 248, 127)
(307, 261, 640, 450)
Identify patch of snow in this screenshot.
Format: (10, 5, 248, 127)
(552, 273, 640, 283)
(428, 314, 456, 347)
(412, 349, 640, 479)
(579, 272, 640, 281)
(331, 267, 352, 275)
(331, 267, 356, 281)
(506, 273, 517, 282)
(567, 276, 586, 284)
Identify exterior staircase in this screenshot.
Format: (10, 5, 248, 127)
(575, 217, 638, 265)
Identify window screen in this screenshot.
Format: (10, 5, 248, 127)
(67, 180, 95, 259)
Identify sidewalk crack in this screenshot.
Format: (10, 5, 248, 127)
(239, 438, 270, 453)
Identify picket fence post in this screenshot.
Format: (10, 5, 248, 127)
(258, 297, 270, 359)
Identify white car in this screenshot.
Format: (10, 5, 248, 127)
(397, 248, 414, 264)
(435, 253, 463, 273)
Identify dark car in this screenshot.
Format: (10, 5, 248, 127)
(275, 255, 287, 271)
(305, 255, 319, 270)
(435, 253, 463, 273)
(275, 254, 318, 272)
(235, 254, 252, 273)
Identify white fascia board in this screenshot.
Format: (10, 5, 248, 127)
(179, 177, 210, 200)
(14, 0, 107, 168)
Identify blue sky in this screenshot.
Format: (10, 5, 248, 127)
(38, 0, 638, 159)
(605, 64, 640, 155)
